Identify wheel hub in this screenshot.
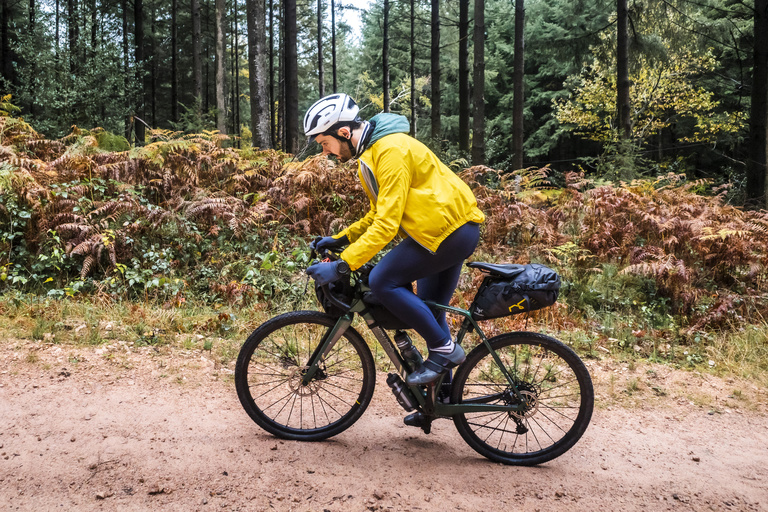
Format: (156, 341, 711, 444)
(510, 390, 539, 419)
(288, 366, 325, 396)
(505, 382, 540, 420)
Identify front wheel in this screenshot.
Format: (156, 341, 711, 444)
(235, 310, 376, 441)
(451, 332, 594, 465)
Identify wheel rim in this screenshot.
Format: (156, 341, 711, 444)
(459, 341, 588, 459)
(242, 320, 369, 434)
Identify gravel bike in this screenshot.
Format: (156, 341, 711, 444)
(234, 250, 594, 466)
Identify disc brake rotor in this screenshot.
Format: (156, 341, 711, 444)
(510, 389, 539, 420)
(288, 366, 323, 396)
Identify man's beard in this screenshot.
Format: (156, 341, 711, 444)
(336, 143, 354, 162)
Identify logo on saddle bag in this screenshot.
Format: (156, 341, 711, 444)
(508, 298, 528, 312)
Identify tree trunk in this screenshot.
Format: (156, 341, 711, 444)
(616, 0, 631, 140)
(269, 0, 276, 146)
(246, 0, 271, 147)
(317, 0, 324, 97)
(284, 0, 299, 153)
(382, 0, 390, 112)
(192, 0, 203, 112)
(511, 0, 525, 170)
(410, 0, 416, 137)
(90, 0, 95, 50)
(28, 0, 36, 117)
(171, 0, 179, 123)
(277, 0, 284, 147)
(383, 0, 390, 112)
(204, 0, 210, 112)
(150, 3, 157, 128)
(747, 0, 768, 207)
(430, 0, 440, 143)
(56, 0, 60, 54)
(216, 0, 227, 134)
(232, 0, 240, 141)
(134, 0, 144, 144)
(122, 0, 130, 139)
(471, 0, 485, 165)
(68, 0, 78, 73)
(458, 0, 469, 152)
(1, 0, 10, 85)
(331, 0, 337, 92)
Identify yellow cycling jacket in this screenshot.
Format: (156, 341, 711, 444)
(335, 130, 485, 270)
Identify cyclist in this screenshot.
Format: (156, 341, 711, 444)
(304, 93, 485, 390)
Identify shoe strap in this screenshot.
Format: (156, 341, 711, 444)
(423, 351, 456, 372)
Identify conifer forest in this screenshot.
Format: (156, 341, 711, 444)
(1, 0, 767, 366)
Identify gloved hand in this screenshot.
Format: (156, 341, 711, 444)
(306, 260, 350, 286)
(310, 235, 349, 254)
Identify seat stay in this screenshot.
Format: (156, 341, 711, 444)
(422, 301, 522, 397)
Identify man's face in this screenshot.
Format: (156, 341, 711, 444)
(316, 128, 353, 163)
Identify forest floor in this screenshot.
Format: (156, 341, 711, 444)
(1, 336, 766, 512)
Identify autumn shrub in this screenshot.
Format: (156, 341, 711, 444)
(2, 107, 767, 351)
(461, 166, 768, 340)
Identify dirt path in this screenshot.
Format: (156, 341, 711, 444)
(1, 340, 766, 511)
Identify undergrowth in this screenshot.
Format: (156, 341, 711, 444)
(1, 103, 768, 382)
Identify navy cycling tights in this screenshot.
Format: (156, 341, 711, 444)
(368, 222, 480, 351)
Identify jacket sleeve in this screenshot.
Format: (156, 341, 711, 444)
(340, 146, 412, 270)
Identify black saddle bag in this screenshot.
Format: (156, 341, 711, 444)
(470, 263, 561, 320)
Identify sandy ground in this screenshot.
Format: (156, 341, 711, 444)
(1, 339, 767, 512)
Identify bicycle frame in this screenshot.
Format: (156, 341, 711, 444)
(300, 286, 532, 418)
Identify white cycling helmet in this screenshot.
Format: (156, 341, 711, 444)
(303, 93, 360, 137)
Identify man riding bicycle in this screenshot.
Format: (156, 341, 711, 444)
(304, 93, 485, 391)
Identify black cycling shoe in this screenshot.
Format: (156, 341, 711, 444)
(404, 412, 433, 433)
(404, 412, 430, 428)
(405, 344, 465, 386)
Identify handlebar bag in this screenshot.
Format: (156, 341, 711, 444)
(470, 263, 561, 320)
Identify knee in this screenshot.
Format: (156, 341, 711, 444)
(368, 268, 392, 296)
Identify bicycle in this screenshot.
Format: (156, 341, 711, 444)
(234, 249, 594, 466)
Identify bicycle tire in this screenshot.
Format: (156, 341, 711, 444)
(451, 331, 594, 465)
(235, 310, 376, 441)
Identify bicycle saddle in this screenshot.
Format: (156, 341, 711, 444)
(466, 262, 526, 279)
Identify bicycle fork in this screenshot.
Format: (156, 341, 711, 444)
(299, 313, 354, 386)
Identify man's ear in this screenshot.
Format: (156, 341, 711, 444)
(336, 126, 351, 139)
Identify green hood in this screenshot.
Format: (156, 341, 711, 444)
(368, 113, 411, 146)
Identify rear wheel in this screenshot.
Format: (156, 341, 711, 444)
(235, 311, 376, 441)
(451, 332, 593, 465)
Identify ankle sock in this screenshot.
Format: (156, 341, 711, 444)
(431, 340, 455, 354)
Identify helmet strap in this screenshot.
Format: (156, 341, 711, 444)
(329, 121, 372, 159)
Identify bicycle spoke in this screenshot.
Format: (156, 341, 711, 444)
(453, 332, 593, 464)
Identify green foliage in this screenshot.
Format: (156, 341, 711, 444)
(555, 48, 746, 146)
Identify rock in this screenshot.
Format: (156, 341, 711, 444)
(95, 491, 114, 500)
